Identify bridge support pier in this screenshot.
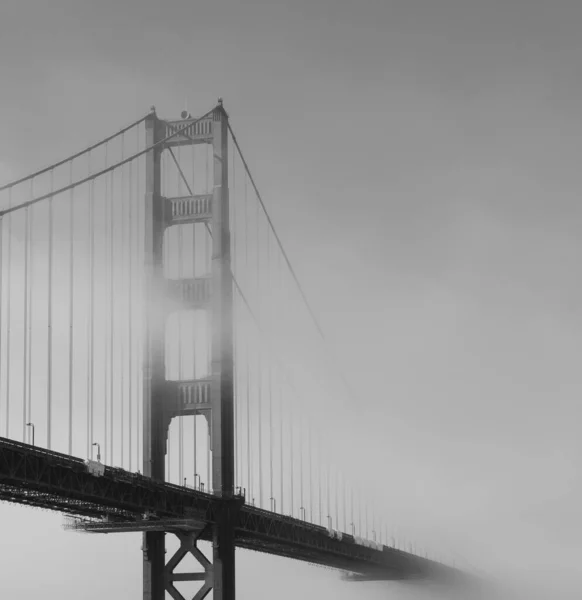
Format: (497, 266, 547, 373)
(143, 532, 166, 600)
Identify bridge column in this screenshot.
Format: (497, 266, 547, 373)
(210, 104, 236, 600)
(142, 109, 167, 600)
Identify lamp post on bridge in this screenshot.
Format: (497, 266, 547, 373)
(92, 442, 101, 462)
(270, 497, 276, 513)
(194, 473, 200, 490)
(26, 422, 35, 446)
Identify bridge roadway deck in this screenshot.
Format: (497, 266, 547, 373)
(0, 436, 462, 583)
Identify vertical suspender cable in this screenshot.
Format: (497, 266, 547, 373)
(193, 398, 197, 486)
(326, 458, 331, 529)
(162, 152, 170, 482)
(366, 503, 368, 539)
(231, 142, 239, 491)
(109, 159, 115, 464)
(300, 409, 304, 519)
(358, 489, 362, 537)
(289, 385, 294, 517)
(89, 178, 95, 454)
(192, 150, 197, 489)
(27, 199, 34, 442)
(129, 158, 134, 472)
(47, 170, 54, 449)
(318, 431, 322, 525)
(256, 198, 262, 507)
(22, 196, 30, 442)
(278, 254, 284, 514)
(0, 212, 3, 437)
(192, 137, 200, 487)
(136, 126, 142, 468)
(86, 155, 91, 458)
(109, 159, 117, 464)
(308, 424, 313, 523)
(68, 163, 74, 455)
(279, 369, 284, 514)
(5, 188, 11, 439)
(343, 472, 347, 532)
(267, 231, 274, 511)
(350, 486, 356, 535)
(192, 138, 201, 487)
(191, 145, 197, 478)
(120, 138, 126, 468)
(245, 175, 252, 501)
(206, 148, 212, 491)
(335, 468, 339, 533)
(207, 427, 211, 491)
(177, 146, 184, 485)
(103, 147, 109, 465)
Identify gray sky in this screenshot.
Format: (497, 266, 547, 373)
(1, 1, 581, 598)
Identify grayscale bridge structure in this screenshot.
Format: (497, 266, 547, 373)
(0, 102, 470, 599)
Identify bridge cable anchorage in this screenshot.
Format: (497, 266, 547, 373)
(0, 111, 152, 192)
(0, 108, 215, 217)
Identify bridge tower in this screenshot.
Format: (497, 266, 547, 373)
(142, 102, 237, 600)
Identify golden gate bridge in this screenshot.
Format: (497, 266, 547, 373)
(0, 101, 473, 599)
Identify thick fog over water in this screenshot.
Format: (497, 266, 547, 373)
(1, 1, 582, 598)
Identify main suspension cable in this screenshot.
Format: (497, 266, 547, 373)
(0, 108, 216, 217)
(0, 112, 152, 192)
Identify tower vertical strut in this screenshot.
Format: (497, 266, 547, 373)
(210, 100, 237, 600)
(142, 108, 166, 600)
(142, 103, 239, 600)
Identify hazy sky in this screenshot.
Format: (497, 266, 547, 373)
(1, 1, 582, 598)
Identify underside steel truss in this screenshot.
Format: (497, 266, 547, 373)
(164, 530, 213, 600)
